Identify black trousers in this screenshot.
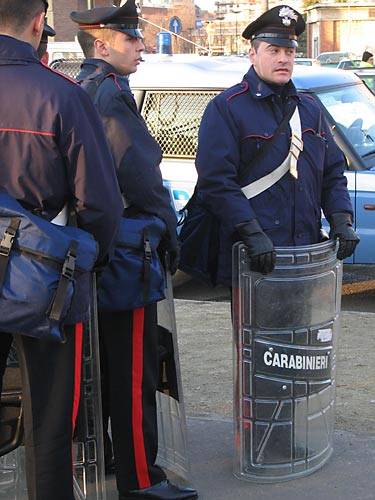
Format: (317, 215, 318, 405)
(0, 325, 83, 500)
(99, 304, 166, 493)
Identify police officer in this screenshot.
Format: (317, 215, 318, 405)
(0, 1, 123, 499)
(37, 18, 55, 64)
(192, 5, 359, 286)
(71, 2, 197, 499)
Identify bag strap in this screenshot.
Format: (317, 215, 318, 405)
(0, 218, 21, 290)
(49, 240, 78, 323)
(241, 106, 303, 199)
(237, 100, 298, 185)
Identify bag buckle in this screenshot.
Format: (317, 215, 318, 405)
(144, 238, 152, 262)
(62, 248, 77, 280)
(0, 230, 16, 257)
(0, 219, 20, 257)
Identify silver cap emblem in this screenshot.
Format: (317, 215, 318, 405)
(279, 6, 298, 27)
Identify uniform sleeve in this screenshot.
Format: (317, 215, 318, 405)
(100, 92, 177, 240)
(196, 96, 256, 229)
(320, 113, 354, 219)
(58, 85, 123, 263)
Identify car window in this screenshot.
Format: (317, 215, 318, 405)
(316, 84, 375, 169)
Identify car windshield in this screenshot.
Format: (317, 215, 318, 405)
(316, 83, 375, 169)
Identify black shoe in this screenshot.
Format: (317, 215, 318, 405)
(120, 480, 198, 500)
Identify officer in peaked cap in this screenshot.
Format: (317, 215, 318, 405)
(37, 19, 55, 63)
(70, 0, 143, 39)
(181, 3, 358, 286)
(242, 4, 305, 47)
(71, 1, 197, 499)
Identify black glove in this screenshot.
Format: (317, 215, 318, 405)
(236, 220, 276, 275)
(328, 212, 360, 260)
(159, 234, 180, 275)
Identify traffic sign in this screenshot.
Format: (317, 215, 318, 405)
(169, 16, 182, 34)
(195, 19, 203, 29)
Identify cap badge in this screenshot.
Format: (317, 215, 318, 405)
(279, 6, 298, 27)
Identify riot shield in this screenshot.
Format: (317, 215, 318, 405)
(156, 269, 190, 481)
(0, 275, 106, 500)
(73, 275, 106, 500)
(233, 240, 342, 482)
(0, 345, 26, 499)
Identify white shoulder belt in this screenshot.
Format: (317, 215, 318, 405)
(241, 106, 303, 200)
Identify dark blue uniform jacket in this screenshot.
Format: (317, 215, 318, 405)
(196, 66, 353, 286)
(77, 59, 177, 247)
(0, 36, 123, 262)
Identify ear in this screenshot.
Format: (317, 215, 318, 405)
(249, 45, 256, 64)
(41, 52, 49, 65)
(33, 11, 45, 38)
(94, 38, 110, 57)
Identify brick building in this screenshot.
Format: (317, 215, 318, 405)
(305, 2, 375, 58)
(47, 0, 112, 41)
(141, 0, 197, 53)
(47, 0, 198, 52)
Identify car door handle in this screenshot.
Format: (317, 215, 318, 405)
(363, 204, 375, 210)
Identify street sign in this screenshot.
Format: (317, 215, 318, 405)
(169, 16, 182, 35)
(195, 19, 203, 30)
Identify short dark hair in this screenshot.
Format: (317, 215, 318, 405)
(251, 39, 262, 52)
(77, 29, 116, 58)
(0, 0, 46, 33)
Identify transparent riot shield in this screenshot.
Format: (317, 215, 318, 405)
(233, 240, 342, 483)
(0, 345, 26, 499)
(73, 275, 106, 500)
(0, 275, 106, 500)
(156, 269, 190, 481)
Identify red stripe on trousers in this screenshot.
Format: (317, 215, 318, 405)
(132, 308, 151, 489)
(72, 322, 83, 433)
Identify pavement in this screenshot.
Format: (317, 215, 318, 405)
(105, 298, 375, 500)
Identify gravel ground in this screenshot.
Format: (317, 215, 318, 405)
(175, 300, 375, 435)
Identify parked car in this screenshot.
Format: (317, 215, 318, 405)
(353, 68, 375, 94)
(316, 51, 357, 67)
(294, 57, 315, 66)
(52, 56, 375, 264)
(337, 59, 363, 70)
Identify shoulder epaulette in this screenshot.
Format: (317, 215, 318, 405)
(226, 80, 249, 101)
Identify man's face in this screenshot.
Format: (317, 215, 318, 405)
(249, 41, 296, 85)
(106, 31, 144, 76)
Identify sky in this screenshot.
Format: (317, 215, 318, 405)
(195, 0, 216, 12)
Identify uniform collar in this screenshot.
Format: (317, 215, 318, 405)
(0, 35, 39, 64)
(79, 58, 130, 88)
(244, 65, 298, 101)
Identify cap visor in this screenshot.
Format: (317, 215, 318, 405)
(116, 27, 143, 39)
(257, 37, 298, 48)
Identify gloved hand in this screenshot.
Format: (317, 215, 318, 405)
(236, 219, 276, 274)
(328, 212, 360, 260)
(160, 234, 180, 275)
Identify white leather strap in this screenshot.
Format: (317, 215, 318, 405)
(241, 107, 303, 200)
(51, 204, 69, 226)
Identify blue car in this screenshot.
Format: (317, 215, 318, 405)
(52, 56, 375, 264)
